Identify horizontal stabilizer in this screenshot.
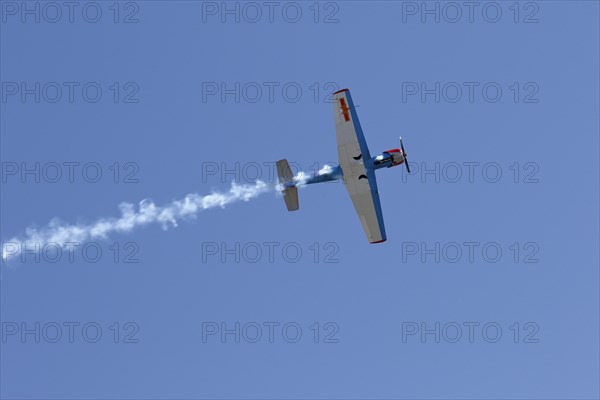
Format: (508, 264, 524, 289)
(276, 159, 299, 211)
(282, 186, 299, 211)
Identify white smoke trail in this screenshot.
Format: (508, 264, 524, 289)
(2, 181, 272, 262)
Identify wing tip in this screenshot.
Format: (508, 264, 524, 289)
(370, 239, 387, 244)
(333, 88, 349, 95)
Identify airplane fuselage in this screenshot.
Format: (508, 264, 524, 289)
(297, 148, 405, 186)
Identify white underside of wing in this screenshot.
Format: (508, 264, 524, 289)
(333, 90, 385, 243)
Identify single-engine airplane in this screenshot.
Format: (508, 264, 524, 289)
(277, 88, 410, 244)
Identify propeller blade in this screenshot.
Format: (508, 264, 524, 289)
(400, 137, 410, 173)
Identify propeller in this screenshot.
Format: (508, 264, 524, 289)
(399, 137, 410, 173)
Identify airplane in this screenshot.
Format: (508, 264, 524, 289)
(277, 88, 410, 244)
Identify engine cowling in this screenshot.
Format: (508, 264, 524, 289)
(384, 148, 405, 167)
(372, 149, 405, 169)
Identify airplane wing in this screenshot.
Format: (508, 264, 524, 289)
(333, 89, 387, 243)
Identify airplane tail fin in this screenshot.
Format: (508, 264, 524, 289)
(276, 159, 299, 211)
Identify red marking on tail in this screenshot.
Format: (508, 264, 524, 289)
(339, 98, 351, 122)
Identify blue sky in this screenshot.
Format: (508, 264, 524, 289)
(1, 1, 599, 399)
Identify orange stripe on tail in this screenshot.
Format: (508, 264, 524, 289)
(339, 98, 351, 122)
